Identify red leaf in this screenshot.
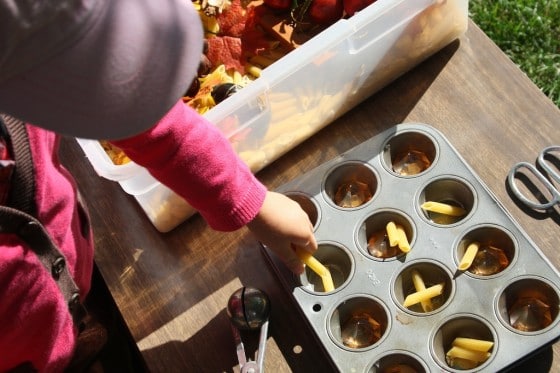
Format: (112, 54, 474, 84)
(207, 36, 246, 74)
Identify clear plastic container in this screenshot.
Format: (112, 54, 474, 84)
(77, 0, 469, 232)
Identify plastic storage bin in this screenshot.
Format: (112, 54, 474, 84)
(77, 0, 469, 232)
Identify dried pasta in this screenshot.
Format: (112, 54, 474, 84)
(411, 269, 433, 312)
(421, 201, 466, 217)
(385, 222, 411, 253)
(446, 346, 491, 363)
(295, 247, 335, 292)
(386, 222, 400, 247)
(396, 225, 411, 253)
(458, 242, 480, 271)
(244, 63, 262, 78)
(402, 283, 444, 308)
(452, 337, 494, 352)
(445, 337, 493, 369)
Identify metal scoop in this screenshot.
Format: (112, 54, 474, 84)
(227, 287, 270, 373)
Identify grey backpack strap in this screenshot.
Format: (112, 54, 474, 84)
(1, 115, 36, 215)
(0, 115, 86, 326)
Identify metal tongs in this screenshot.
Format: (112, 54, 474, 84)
(227, 287, 270, 373)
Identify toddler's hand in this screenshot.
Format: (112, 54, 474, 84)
(247, 191, 317, 274)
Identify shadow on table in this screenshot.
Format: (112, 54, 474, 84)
(138, 309, 255, 373)
(501, 345, 554, 373)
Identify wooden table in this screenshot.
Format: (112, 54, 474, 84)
(60, 20, 560, 372)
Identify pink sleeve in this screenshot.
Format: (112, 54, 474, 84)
(111, 100, 267, 231)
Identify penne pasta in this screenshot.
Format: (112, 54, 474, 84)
(295, 247, 335, 292)
(396, 224, 411, 253)
(445, 337, 493, 369)
(232, 70, 244, 85)
(403, 283, 444, 308)
(458, 242, 480, 271)
(446, 346, 491, 363)
(385, 222, 411, 253)
(421, 201, 467, 217)
(245, 63, 262, 78)
(452, 337, 494, 352)
(386, 222, 400, 247)
(411, 269, 433, 312)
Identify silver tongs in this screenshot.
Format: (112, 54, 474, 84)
(227, 287, 270, 373)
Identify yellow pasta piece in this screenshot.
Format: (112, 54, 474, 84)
(200, 13, 220, 35)
(411, 270, 433, 312)
(386, 222, 411, 253)
(245, 63, 262, 78)
(446, 346, 491, 363)
(295, 247, 334, 292)
(458, 242, 480, 271)
(386, 222, 400, 247)
(396, 225, 410, 253)
(452, 337, 494, 352)
(421, 201, 467, 217)
(232, 70, 243, 85)
(403, 283, 444, 308)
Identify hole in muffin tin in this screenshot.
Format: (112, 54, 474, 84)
(497, 276, 560, 334)
(356, 210, 415, 261)
(328, 295, 389, 351)
(368, 351, 428, 373)
(431, 314, 496, 372)
(382, 131, 437, 176)
(455, 225, 516, 277)
(299, 242, 353, 294)
(418, 177, 475, 225)
(285, 192, 320, 229)
(323, 162, 378, 209)
(392, 260, 454, 314)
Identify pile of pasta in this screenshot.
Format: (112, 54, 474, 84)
(446, 337, 494, 369)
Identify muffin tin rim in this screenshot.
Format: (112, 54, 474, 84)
(267, 122, 560, 372)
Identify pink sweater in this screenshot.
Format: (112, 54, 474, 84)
(0, 100, 266, 372)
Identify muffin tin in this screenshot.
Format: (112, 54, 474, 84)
(263, 123, 560, 372)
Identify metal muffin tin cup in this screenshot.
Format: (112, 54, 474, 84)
(299, 241, 355, 294)
(391, 259, 456, 316)
(264, 123, 560, 372)
(430, 313, 498, 372)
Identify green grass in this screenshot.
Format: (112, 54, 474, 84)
(469, 0, 560, 107)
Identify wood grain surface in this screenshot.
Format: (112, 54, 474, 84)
(60, 20, 560, 372)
